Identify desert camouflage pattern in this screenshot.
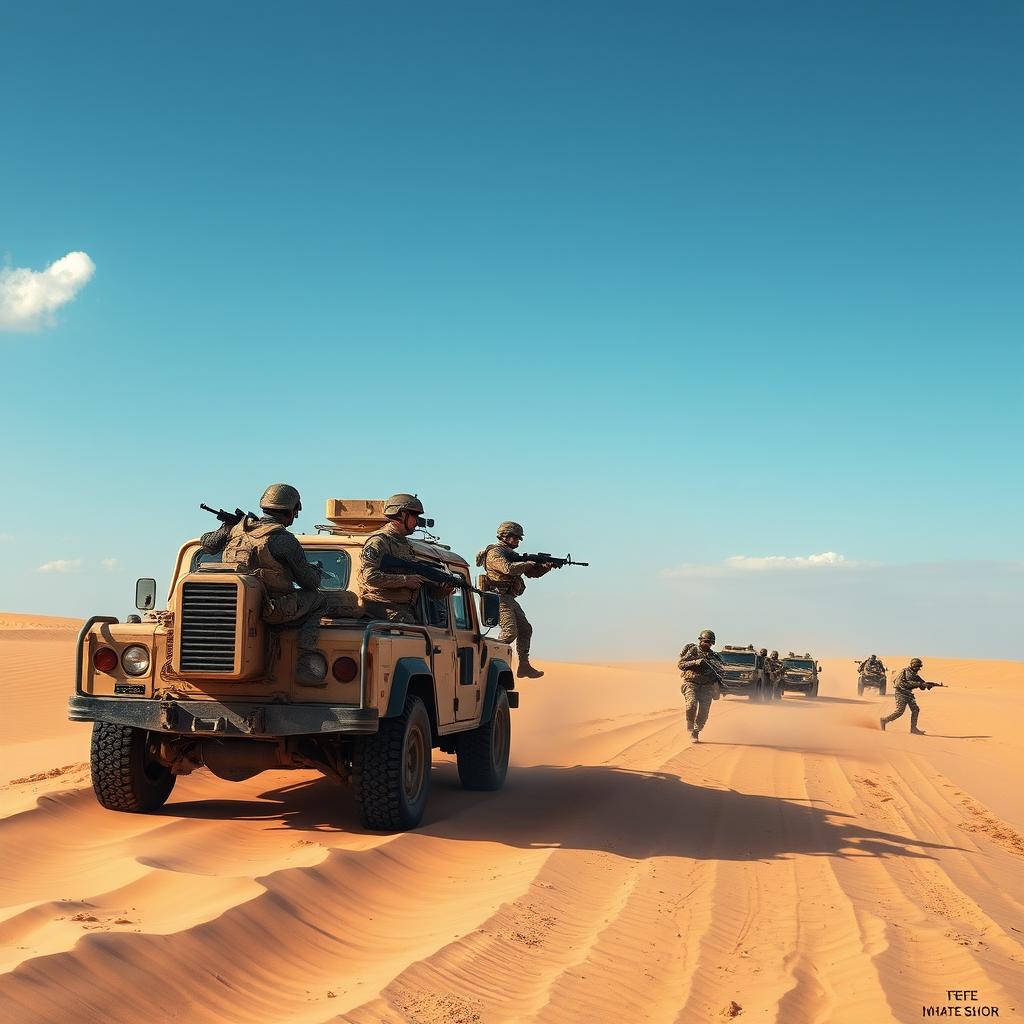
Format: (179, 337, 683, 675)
(358, 524, 422, 607)
(222, 519, 293, 594)
(497, 594, 533, 659)
(478, 543, 532, 597)
(681, 680, 716, 733)
(881, 664, 928, 728)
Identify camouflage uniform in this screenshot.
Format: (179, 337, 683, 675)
(764, 654, 784, 696)
(200, 515, 352, 654)
(678, 642, 723, 735)
(357, 522, 424, 624)
(880, 664, 928, 730)
(477, 543, 538, 660)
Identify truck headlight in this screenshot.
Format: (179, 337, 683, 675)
(121, 645, 151, 676)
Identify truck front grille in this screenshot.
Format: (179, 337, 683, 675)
(180, 582, 237, 672)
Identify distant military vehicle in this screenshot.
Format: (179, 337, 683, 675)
(717, 645, 774, 702)
(780, 652, 821, 698)
(856, 658, 887, 696)
(70, 498, 517, 831)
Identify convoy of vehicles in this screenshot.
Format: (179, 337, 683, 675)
(717, 645, 775, 702)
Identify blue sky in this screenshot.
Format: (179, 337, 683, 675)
(2, 2, 1021, 659)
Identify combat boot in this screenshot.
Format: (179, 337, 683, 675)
(517, 658, 544, 679)
(690, 730, 700, 743)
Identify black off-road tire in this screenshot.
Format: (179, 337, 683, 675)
(353, 695, 432, 831)
(90, 723, 175, 812)
(807, 682, 819, 699)
(857, 680, 865, 696)
(879, 683, 886, 696)
(456, 688, 511, 791)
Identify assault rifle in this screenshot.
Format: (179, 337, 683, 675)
(923, 681, 948, 690)
(380, 555, 487, 596)
(516, 552, 590, 568)
(200, 503, 258, 527)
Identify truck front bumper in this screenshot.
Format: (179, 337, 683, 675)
(69, 695, 379, 738)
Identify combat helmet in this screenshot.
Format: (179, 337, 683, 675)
(698, 629, 716, 643)
(383, 493, 425, 517)
(759, 648, 768, 656)
(497, 521, 524, 541)
(909, 657, 923, 669)
(260, 483, 302, 514)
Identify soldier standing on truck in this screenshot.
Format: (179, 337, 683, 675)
(880, 657, 934, 734)
(358, 493, 454, 624)
(476, 521, 552, 679)
(678, 629, 725, 743)
(200, 483, 353, 684)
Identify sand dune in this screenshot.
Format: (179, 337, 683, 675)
(1, 614, 1022, 1023)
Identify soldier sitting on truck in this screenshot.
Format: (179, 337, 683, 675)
(200, 483, 355, 684)
(859, 654, 885, 675)
(357, 493, 455, 624)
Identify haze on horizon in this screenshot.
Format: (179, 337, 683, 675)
(1, 2, 1021, 660)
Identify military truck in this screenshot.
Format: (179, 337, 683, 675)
(780, 652, 821, 698)
(717, 645, 774, 702)
(856, 658, 887, 696)
(69, 499, 517, 831)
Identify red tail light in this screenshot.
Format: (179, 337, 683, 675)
(93, 647, 118, 672)
(332, 656, 358, 682)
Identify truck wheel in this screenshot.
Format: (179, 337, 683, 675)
(807, 682, 819, 699)
(90, 723, 175, 812)
(857, 680, 864, 696)
(879, 683, 886, 696)
(456, 687, 511, 791)
(353, 694, 431, 831)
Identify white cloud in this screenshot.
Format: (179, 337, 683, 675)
(662, 551, 866, 579)
(0, 251, 96, 332)
(100, 558, 119, 571)
(37, 559, 83, 574)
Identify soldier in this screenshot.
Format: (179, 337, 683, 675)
(358, 493, 453, 624)
(765, 649, 784, 698)
(200, 483, 352, 684)
(677, 629, 725, 742)
(859, 653, 883, 674)
(880, 657, 932, 734)
(476, 521, 552, 679)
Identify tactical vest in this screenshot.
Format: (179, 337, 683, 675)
(222, 519, 293, 595)
(475, 544, 525, 597)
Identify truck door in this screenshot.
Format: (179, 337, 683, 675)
(450, 572, 481, 722)
(419, 579, 458, 728)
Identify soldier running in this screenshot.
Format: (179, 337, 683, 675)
(765, 649, 785, 698)
(677, 629, 725, 742)
(880, 657, 934, 734)
(200, 483, 353, 684)
(476, 521, 552, 679)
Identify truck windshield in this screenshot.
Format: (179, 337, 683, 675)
(784, 659, 814, 670)
(719, 651, 756, 666)
(191, 547, 352, 591)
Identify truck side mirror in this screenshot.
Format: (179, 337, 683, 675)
(136, 578, 157, 610)
(480, 592, 500, 628)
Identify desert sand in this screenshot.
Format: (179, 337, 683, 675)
(1, 613, 1022, 1023)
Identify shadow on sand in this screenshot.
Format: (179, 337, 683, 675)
(167, 761, 962, 863)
